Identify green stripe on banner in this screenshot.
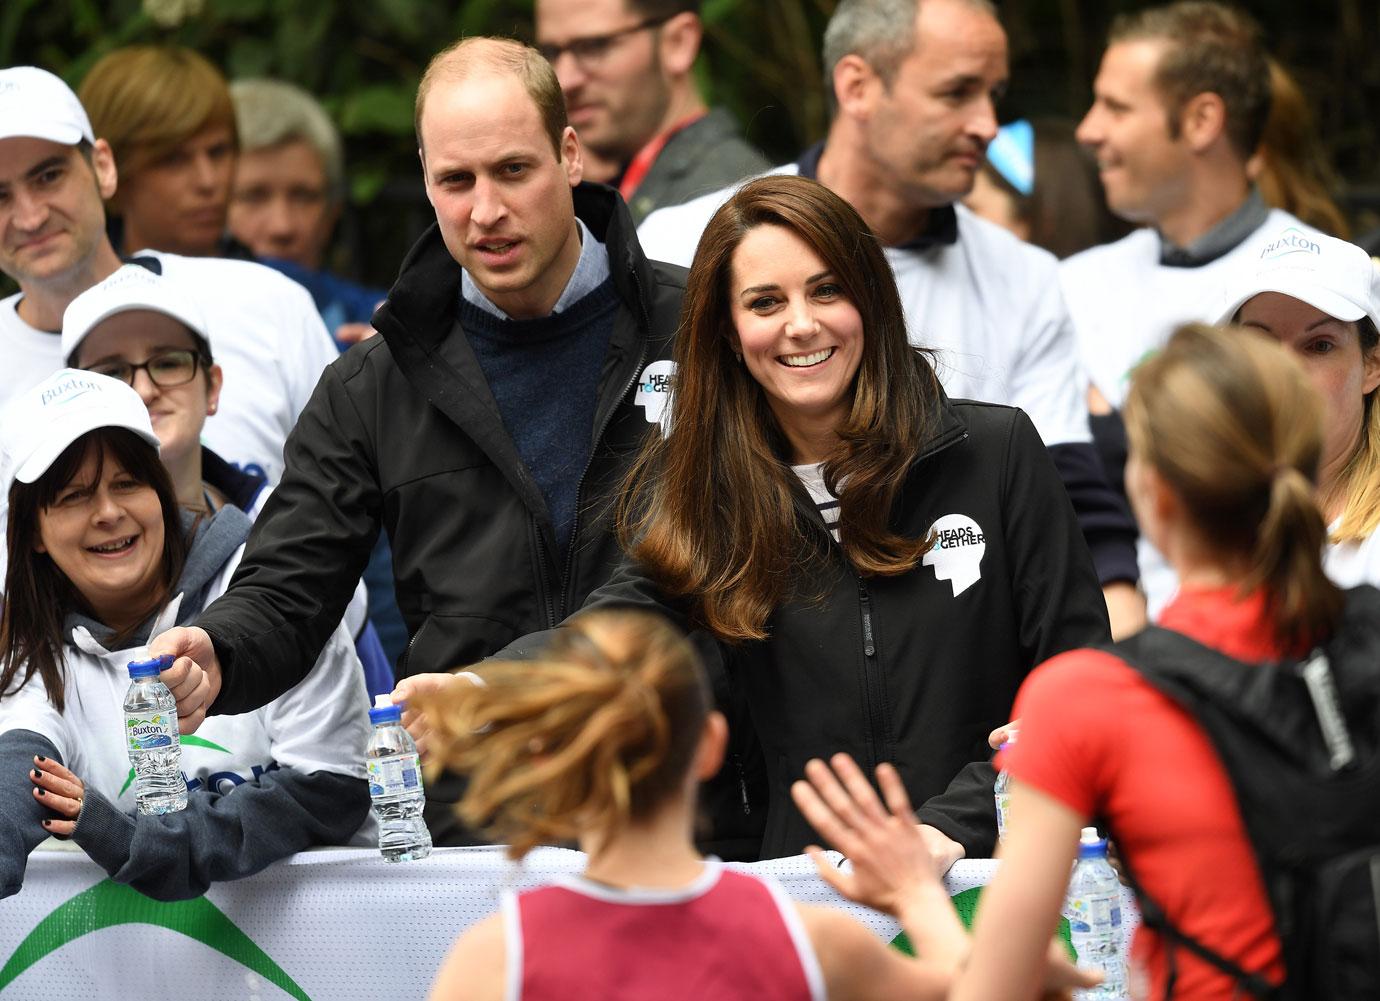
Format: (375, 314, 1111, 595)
(0, 879, 312, 1000)
(889, 886, 1076, 958)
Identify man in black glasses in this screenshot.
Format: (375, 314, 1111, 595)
(535, 0, 767, 223)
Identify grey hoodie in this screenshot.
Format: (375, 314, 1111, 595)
(0, 508, 369, 901)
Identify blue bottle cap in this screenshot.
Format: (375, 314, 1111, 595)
(1078, 836, 1109, 859)
(127, 654, 174, 679)
(369, 703, 403, 725)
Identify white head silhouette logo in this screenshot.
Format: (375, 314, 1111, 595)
(922, 513, 986, 597)
(635, 360, 674, 431)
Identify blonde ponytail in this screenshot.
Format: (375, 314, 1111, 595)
(1125, 323, 1343, 649)
(416, 611, 710, 860)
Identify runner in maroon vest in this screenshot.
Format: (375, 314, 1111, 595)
(418, 609, 1093, 1001)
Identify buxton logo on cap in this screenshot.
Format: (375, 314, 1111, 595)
(1260, 227, 1321, 260)
(38, 374, 105, 408)
(98, 267, 159, 292)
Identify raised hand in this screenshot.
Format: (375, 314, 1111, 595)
(791, 753, 941, 916)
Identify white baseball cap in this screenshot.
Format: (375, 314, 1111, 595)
(0, 66, 95, 146)
(62, 264, 212, 364)
(1, 370, 160, 487)
(1216, 225, 1380, 332)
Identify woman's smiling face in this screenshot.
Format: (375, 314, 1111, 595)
(729, 223, 864, 459)
(36, 443, 166, 628)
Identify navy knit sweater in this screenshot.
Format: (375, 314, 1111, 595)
(461, 278, 620, 557)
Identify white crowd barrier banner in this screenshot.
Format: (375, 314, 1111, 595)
(0, 844, 1138, 1000)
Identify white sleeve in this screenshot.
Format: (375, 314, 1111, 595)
(0, 675, 73, 764)
(1005, 263, 1092, 447)
(256, 621, 371, 778)
(637, 188, 735, 269)
(279, 279, 339, 422)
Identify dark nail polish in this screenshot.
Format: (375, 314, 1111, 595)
(36, 789, 45, 796)
(42, 819, 50, 826)
(35, 756, 46, 763)
(31, 768, 41, 779)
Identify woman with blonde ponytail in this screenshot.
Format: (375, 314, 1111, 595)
(966, 323, 1360, 999)
(806, 324, 1360, 1001)
(422, 609, 1095, 1001)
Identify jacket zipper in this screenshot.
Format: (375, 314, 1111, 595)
(856, 576, 883, 772)
(557, 268, 652, 619)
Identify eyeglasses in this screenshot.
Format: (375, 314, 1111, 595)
(536, 14, 672, 69)
(84, 349, 204, 389)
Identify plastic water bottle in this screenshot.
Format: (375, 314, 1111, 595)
(1067, 827, 1126, 1000)
(994, 730, 1018, 844)
(123, 654, 188, 814)
(366, 695, 432, 862)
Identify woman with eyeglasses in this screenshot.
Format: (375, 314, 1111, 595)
(0, 370, 372, 901)
(53, 264, 395, 698)
(61, 265, 239, 518)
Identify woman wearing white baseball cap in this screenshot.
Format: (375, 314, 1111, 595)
(1216, 226, 1380, 584)
(61, 263, 230, 514)
(60, 263, 396, 699)
(0, 369, 372, 901)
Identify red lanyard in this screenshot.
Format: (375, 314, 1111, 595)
(617, 111, 708, 201)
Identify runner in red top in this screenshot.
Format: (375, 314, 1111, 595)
(796, 323, 1343, 1001)
(954, 323, 1339, 1001)
(422, 608, 1037, 1001)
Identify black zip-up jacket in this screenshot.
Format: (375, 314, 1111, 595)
(194, 184, 684, 706)
(500, 395, 1111, 859)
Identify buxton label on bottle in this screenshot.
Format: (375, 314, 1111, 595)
(126, 712, 179, 752)
(367, 753, 422, 798)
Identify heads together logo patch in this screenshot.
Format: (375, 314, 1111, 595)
(923, 514, 985, 596)
(1259, 227, 1322, 261)
(635, 359, 674, 433)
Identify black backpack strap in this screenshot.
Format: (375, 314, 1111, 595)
(1105, 631, 1285, 1001)
(1112, 831, 1279, 1000)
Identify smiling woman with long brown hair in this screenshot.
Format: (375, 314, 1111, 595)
(405, 174, 1110, 865)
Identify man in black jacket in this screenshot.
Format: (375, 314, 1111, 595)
(151, 37, 691, 844)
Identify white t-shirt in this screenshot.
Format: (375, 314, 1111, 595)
(1059, 209, 1307, 410)
(638, 164, 1092, 449)
(0, 295, 65, 411)
(0, 254, 337, 485)
(139, 252, 339, 484)
(1142, 523, 1380, 625)
(792, 462, 840, 541)
(1323, 521, 1380, 588)
(0, 546, 373, 841)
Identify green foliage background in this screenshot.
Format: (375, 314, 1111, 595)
(6, 0, 1378, 285)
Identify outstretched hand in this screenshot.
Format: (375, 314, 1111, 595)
(392, 672, 479, 760)
(791, 754, 943, 918)
(148, 626, 221, 734)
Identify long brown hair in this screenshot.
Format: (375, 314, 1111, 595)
(1, 428, 190, 712)
(618, 175, 943, 642)
(1124, 323, 1343, 649)
(419, 610, 711, 861)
